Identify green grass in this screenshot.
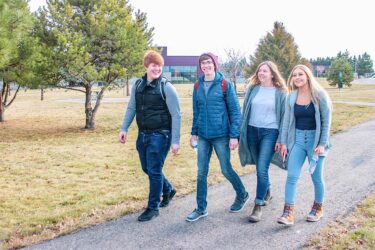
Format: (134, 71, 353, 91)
(0, 81, 375, 249)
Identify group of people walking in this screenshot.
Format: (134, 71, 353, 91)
(119, 50, 332, 226)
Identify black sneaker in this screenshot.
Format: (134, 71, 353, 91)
(138, 208, 159, 222)
(160, 189, 177, 208)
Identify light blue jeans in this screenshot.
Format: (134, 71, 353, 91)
(285, 129, 326, 204)
(196, 136, 247, 212)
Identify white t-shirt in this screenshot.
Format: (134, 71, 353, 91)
(249, 86, 278, 129)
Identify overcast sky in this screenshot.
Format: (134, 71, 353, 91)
(29, 0, 374, 61)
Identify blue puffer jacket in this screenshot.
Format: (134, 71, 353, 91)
(191, 72, 241, 139)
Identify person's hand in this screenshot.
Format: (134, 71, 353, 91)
(280, 144, 288, 161)
(275, 143, 282, 153)
(314, 145, 325, 155)
(171, 144, 180, 155)
(190, 135, 198, 148)
(229, 138, 238, 150)
(119, 131, 127, 144)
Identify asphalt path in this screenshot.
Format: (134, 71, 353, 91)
(26, 118, 375, 250)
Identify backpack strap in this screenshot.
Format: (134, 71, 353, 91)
(194, 80, 199, 92)
(136, 77, 167, 101)
(221, 79, 227, 95)
(221, 79, 230, 123)
(134, 78, 143, 92)
(159, 77, 167, 101)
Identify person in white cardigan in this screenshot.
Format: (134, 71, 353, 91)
(278, 64, 332, 226)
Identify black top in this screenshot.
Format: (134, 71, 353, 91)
(294, 102, 316, 130)
(135, 75, 171, 132)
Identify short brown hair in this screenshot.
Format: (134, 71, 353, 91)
(198, 52, 218, 71)
(143, 50, 164, 67)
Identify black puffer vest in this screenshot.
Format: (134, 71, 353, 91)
(135, 75, 171, 132)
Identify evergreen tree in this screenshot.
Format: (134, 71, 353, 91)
(0, 0, 37, 122)
(356, 52, 374, 76)
(336, 50, 351, 61)
(32, 9, 61, 101)
(37, 0, 153, 129)
(299, 58, 313, 71)
(246, 21, 302, 80)
(328, 57, 353, 87)
(352, 55, 357, 73)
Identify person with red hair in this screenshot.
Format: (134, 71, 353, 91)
(119, 50, 181, 222)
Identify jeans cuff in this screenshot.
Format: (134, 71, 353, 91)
(255, 198, 265, 206)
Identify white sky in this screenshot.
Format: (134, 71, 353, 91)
(29, 0, 375, 61)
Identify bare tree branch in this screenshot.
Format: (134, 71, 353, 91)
(5, 85, 21, 108)
(57, 86, 86, 93)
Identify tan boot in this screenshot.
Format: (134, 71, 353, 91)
(306, 202, 323, 222)
(264, 189, 272, 205)
(249, 204, 262, 223)
(277, 204, 294, 225)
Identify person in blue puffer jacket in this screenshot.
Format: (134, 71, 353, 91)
(186, 52, 249, 222)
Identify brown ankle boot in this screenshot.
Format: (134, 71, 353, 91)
(249, 204, 262, 223)
(264, 189, 272, 205)
(277, 204, 294, 225)
(307, 202, 323, 222)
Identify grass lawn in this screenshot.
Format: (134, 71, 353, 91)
(0, 81, 375, 249)
(307, 192, 375, 249)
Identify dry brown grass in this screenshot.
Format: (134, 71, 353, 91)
(0, 86, 253, 249)
(319, 78, 375, 103)
(306, 192, 375, 249)
(0, 82, 375, 249)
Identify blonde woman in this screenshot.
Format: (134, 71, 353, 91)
(277, 64, 332, 226)
(239, 61, 287, 222)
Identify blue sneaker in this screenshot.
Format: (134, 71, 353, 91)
(230, 192, 250, 212)
(186, 209, 208, 222)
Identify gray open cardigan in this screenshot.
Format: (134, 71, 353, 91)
(280, 90, 332, 157)
(238, 85, 287, 167)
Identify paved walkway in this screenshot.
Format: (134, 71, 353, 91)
(26, 119, 375, 250)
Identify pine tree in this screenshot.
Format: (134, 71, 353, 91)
(356, 52, 374, 76)
(37, 0, 153, 129)
(328, 57, 353, 87)
(0, 0, 37, 122)
(246, 21, 302, 80)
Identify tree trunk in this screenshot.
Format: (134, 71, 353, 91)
(126, 76, 130, 96)
(84, 86, 95, 129)
(0, 81, 20, 122)
(40, 87, 44, 101)
(0, 94, 4, 122)
(1, 81, 6, 122)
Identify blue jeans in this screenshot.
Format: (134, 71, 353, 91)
(196, 136, 246, 212)
(247, 125, 279, 205)
(285, 129, 326, 204)
(136, 131, 173, 210)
